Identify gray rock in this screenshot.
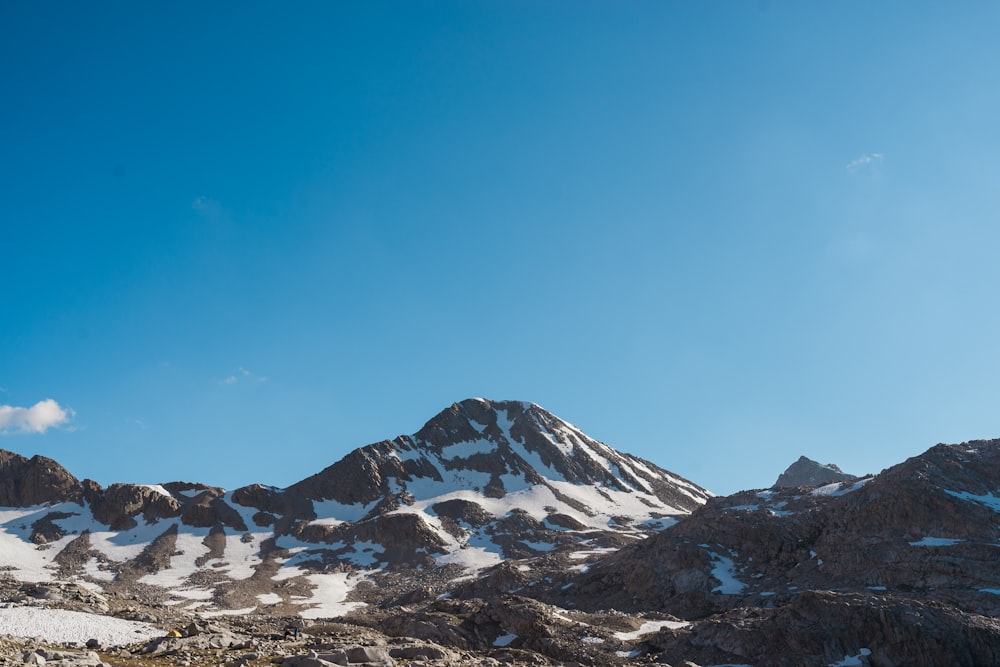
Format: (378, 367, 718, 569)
(345, 646, 393, 664)
(773, 455, 857, 488)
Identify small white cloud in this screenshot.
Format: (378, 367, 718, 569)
(217, 367, 267, 386)
(847, 153, 884, 172)
(0, 399, 74, 435)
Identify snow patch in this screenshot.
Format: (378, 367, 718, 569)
(0, 607, 160, 645)
(200, 606, 256, 618)
(945, 490, 1000, 512)
(707, 550, 746, 594)
(830, 648, 872, 666)
(812, 478, 871, 497)
(296, 572, 369, 619)
(493, 633, 517, 647)
(908, 536, 964, 547)
(613, 620, 689, 640)
(441, 439, 496, 460)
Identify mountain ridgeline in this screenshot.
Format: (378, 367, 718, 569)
(0, 398, 709, 618)
(4, 400, 1000, 666)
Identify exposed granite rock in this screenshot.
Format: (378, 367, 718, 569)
(82, 481, 181, 531)
(0, 450, 81, 507)
(773, 455, 858, 488)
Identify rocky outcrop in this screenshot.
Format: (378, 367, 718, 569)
(287, 441, 409, 507)
(82, 481, 181, 531)
(773, 455, 857, 488)
(0, 450, 81, 506)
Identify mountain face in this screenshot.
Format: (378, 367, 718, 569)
(531, 439, 1000, 666)
(773, 455, 857, 488)
(0, 398, 709, 620)
(5, 404, 1000, 666)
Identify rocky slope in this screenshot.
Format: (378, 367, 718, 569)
(526, 439, 1000, 665)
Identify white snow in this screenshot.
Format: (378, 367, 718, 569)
(295, 572, 368, 619)
(0, 504, 102, 582)
(569, 547, 617, 560)
(435, 545, 503, 573)
(0, 607, 161, 645)
(581, 636, 605, 644)
(493, 633, 517, 647)
(83, 558, 115, 582)
(139, 528, 212, 590)
(945, 490, 1000, 512)
(707, 551, 746, 594)
(830, 648, 872, 666)
(908, 536, 964, 547)
(200, 606, 256, 618)
(811, 478, 872, 497)
(312, 498, 379, 522)
(441, 439, 496, 460)
(613, 619, 689, 640)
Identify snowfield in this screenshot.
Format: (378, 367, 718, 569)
(0, 607, 162, 645)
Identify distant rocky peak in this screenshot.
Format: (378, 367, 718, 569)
(773, 455, 858, 489)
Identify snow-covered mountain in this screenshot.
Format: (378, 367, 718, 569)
(0, 398, 710, 619)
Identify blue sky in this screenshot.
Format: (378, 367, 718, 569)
(2, 2, 999, 495)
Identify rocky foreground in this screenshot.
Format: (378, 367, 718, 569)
(0, 576, 690, 667)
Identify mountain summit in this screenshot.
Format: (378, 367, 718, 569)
(773, 455, 858, 488)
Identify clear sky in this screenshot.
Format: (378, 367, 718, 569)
(3, 2, 999, 496)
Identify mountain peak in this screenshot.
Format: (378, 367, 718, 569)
(773, 455, 857, 488)
(0, 449, 82, 507)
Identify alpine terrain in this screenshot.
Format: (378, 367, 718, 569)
(1, 399, 999, 667)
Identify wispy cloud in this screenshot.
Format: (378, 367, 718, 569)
(124, 416, 148, 430)
(218, 366, 268, 386)
(192, 195, 225, 216)
(847, 153, 884, 172)
(0, 399, 74, 435)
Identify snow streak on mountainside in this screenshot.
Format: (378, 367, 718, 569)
(0, 399, 710, 619)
